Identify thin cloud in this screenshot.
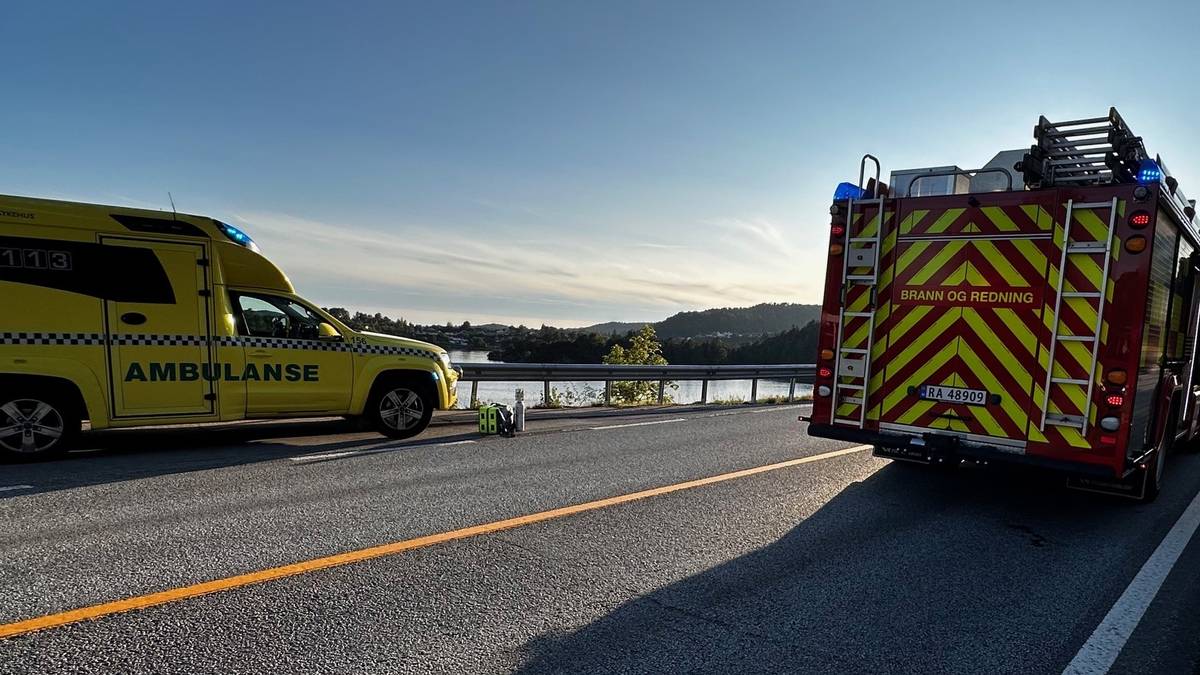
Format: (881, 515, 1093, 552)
(234, 210, 816, 325)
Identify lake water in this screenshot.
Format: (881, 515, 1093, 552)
(447, 350, 813, 409)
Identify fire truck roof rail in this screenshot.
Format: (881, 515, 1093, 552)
(859, 154, 880, 190)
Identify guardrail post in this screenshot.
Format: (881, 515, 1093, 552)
(700, 380, 708, 404)
(544, 380, 552, 406)
(604, 380, 612, 406)
(751, 378, 758, 403)
(471, 381, 479, 406)
(657, 380, 665, 405)
(787, 378, 796, 403)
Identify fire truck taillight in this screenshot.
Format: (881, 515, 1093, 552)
(817, 386, 831, 397)
(1105, 369, 1127, 385)
(1129, 211, 1151, 228)
(1106, 394, 1125, 407)
(829, 243, 844, 256)
(1125, 236, 1147, 253)
(820, 349, 834, 360)
(818, 366, 833, 378)
(831, 225, 845, 237)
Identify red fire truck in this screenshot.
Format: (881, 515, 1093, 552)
(807, 109, 1199, 501)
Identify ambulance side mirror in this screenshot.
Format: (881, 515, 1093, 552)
(317, 322, 343, 341)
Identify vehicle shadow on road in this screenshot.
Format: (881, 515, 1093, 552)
(514, 458, 1188, 675)
(1, 420, 482, 497)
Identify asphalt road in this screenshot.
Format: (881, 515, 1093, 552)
(0, 405, 1198, 674)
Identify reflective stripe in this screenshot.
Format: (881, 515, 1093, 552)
(0, 332, 440, 360)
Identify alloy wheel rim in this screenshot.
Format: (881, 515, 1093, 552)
(0, 399, 65, 454)
(379, 389, 424, 431)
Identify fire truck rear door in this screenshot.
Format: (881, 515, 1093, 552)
(873, 193, 1057, 445)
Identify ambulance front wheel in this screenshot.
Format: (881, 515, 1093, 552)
(368, 378, 435, 440)
(0, 389, 79, 462)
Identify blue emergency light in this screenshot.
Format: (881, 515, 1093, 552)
(217, 221, 260, 251)
(833, 182, 866, 201)
(1136, 159, 1163, 185)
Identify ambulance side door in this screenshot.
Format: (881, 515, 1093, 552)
(103, 237, 216, 419)
(230, 292, 353, 414)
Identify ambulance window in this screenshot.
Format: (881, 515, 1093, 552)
(235, 295, 291, 338)
(280, 300, 326, 340)
(233, 293, 327, 341)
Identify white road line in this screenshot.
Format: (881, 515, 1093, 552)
(589, 418, 688, 431)
(291, 440, 477, 463)
(1063, 488, 1200, 674)
(0, 485, 35, 493)
(292, 449, 379, 462)
(292, 405, 807, 461)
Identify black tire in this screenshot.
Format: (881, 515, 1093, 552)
(1141, 413, 1176, 503)
(1141, 447, 1166, 503)
(366, 376, 435, 440)
(0, 388, 78, 462)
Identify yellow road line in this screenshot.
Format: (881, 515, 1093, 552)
(0, 444, 872, 640)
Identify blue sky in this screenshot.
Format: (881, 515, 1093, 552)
(3, 1, 1198, 326)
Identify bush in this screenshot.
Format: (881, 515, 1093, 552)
(535, 385, 600, 409)
(603, 325, 677, 405)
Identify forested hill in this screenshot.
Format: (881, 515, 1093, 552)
(486, 322, 819, 365)
(586, 303, 820, 338)
(584, 321, 652, 336)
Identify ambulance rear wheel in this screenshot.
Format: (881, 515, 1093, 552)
(368, 378, 434, 440)
(0, 392, 78, 462)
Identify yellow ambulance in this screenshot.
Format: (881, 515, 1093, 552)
(0, 194, 459, 460)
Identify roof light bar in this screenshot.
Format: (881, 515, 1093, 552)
(216, 221, 260, 252)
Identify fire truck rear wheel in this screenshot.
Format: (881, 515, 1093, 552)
(1142, 449, 1166, 503)
(1141, 412, 1175, 503)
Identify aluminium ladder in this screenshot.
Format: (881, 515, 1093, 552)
(1040, 197, 1118, 433)
(831, 155, 884, 428)
(1027, 108, 1148, 188)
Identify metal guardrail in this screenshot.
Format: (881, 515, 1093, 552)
(455, 362, 816, 405)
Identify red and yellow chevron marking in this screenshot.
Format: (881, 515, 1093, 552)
(872, 231, 1048, 439)
(1029, 199, 1123, 449)
(832, 193, 1125, 452)
(898, 203, 1053, 237)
